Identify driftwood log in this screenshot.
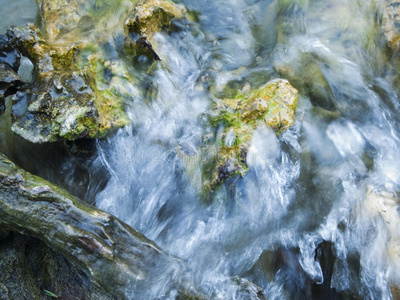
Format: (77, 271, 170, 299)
(0, 152, 268, 299)
(0, 152, 187, 299)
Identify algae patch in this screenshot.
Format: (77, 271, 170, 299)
(202, 79, 298, 192)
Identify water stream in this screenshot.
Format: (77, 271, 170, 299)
(1, 0, 400, 299)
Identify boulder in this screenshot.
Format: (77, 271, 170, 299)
(203, 79, 298, 192)
(1, 24, 129, 143)
(124, 0, 188, 60)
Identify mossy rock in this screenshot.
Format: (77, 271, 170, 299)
(0, 63, 23, 116)
(36, 0, 91, 41)
(203, 79, 298, 193)
(124, 0, 188, 60)
(2, 24, 129, 143)
(381, 0, 400, 52)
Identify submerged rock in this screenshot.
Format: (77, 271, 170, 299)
(203, 79, 298, 192)
(273, 46, 335, 111)
(363, 186, 400, 299)
(0, 35, 23, 116)
(1, 24, 129, 143)
(124, 0, 188, 60)
(231, 277, 267, 300)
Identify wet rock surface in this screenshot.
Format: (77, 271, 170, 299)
(202, 79, 298, 192)
(124, 0, 188, 61)
(381, 0, 400, 52)
(0, 232, 108, 300)
(363, 186, 400, 297)
(0, 63, 22, 116)
(0, 34, 23, 116)
(0, 24, 129, 143)
(36, 0, 91, 41)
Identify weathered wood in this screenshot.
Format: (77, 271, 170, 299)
(0, 152, 184, 299)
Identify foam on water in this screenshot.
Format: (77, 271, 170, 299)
(1, 0, 400, 298)
(94, 0, 400, 298)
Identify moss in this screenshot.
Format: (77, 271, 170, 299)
(203, 79, 298, 193)
(124, 0, 188, 60)
(50, 45, 80, 71)
(38, 0, 91, 40)
(5, 24, 130, 143)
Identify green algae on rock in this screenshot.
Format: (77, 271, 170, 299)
(203, 79, 298, 192)
(381, 0, 400, 52)
(36, 0, 91, 41)
(2, 24, 129, 143)
(124, 0, 188, 60)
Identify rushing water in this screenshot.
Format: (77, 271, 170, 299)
(1, 0, 400, 299)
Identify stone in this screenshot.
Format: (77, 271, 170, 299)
(124, 0, 188, 60)
(36, 0, 91, 41)
(0, 34, 23, 116)
(0, 233, 109, 300)
(0, 63, 23, 116)
(203, 79, 298, 192)
(381, 0, 400, 51)
(1, 24, 129, 143)
(363, 186, 400, 299)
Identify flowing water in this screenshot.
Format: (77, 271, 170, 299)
(1, 0, 400, 299)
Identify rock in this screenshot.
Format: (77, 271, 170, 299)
(0, 152, 186, 299)
(0, 233, 109, 300)
(0, 34, 23, 116)
(273, 46, 335, 111)
(231, 277, 267, 300)
(124, 0, 188, 60)
(0, 63, 23, 116)
(363, 186, 400, 299)
(36, 0, 91, 41)
(0, 283, 9, 300)
(203, 79, 298, 192)
(1, 24, 129, 143)
(381, 0, 400, 52)
(0, 34, 21, 70)
(275, 0, 307, 45)
(393, 286, 400, 300)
